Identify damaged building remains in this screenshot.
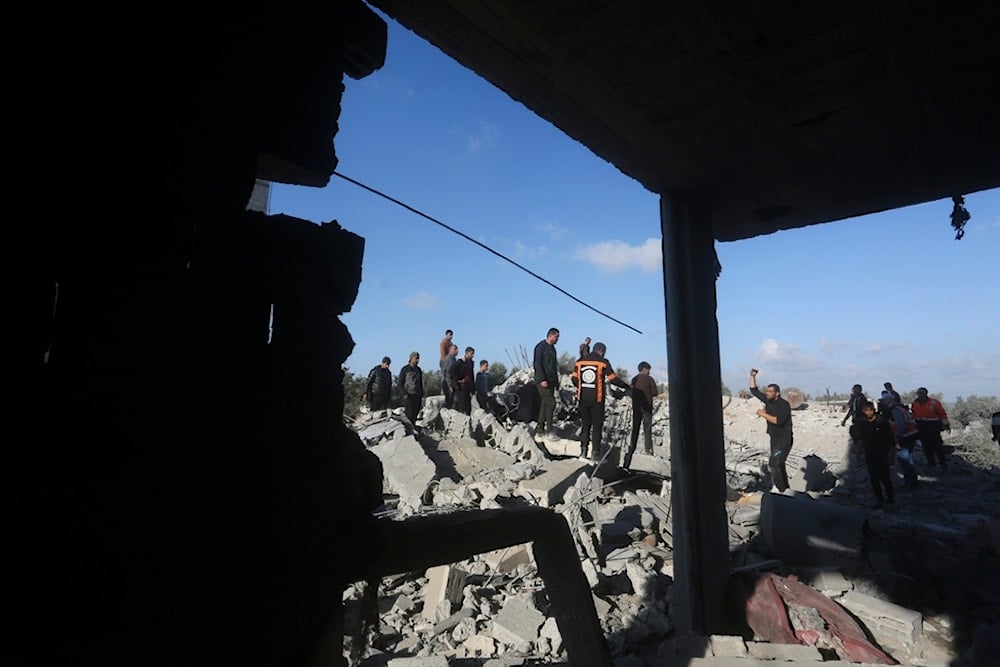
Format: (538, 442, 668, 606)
(19, 2, 999, 667)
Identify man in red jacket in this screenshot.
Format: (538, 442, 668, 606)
(911, 387, 951, 470)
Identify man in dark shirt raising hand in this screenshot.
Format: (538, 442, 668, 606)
(749, 368, 794, 493)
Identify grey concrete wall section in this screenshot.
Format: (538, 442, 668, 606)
(839, 590, 923, 645)
(490, 596, 546, 648)
(760, 492, 867, 566)
(372, 435, 436, 509)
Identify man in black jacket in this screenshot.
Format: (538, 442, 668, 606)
(623, 361, 658, 469)
(533, 327, 560, 439)
(750, 368, 794, 493)
(362, 356, 393, 411)
(398, 352, 424, 426)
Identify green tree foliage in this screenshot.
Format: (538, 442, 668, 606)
(423, 370, 443, 398)
(900, 388, 944, 405)
(720, 378, 731, 395)
(949, 395, 1000, 427)
(487, 362, 508, 387)
(557, 352, 576, 375)
(342, 367, 367, 419)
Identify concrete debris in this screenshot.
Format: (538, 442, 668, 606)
(347, 390, 1000, 665)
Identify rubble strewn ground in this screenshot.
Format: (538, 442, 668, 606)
(346, 371, 1000, 666)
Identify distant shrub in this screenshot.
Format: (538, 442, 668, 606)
(949, 395, 1000, 427)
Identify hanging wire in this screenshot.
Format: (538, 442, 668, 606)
(333, 171, 643, 334)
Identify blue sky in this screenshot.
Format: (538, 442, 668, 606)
(270, 15, 999, 403)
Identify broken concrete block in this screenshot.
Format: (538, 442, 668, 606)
(811, 569, 853, 596)
(461, 633, 497, 657)
(515, 459, 588, 507)
(539, 616, 563, 655)
(422, 564, 466, 622)
(490, 596, 545, 648)
(839, 589, 922, 645)
(708, 634, 747, 657)
(592, 593, 613, 617)
(480, 544, 532, 575)
(387, 657, 449, 667)
(371, 435, 436, 510)
(746, 641, 824, 661)
(432, 607, 474, 636)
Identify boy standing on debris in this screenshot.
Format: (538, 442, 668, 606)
(623, 361, 658, 470)
(749, 368, 794, 493)
(475, 359, 490, 410)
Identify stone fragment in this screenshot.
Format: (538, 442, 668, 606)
(839, 590, 923, 645)
(422, 564, 467, 621)
(490, 596, 545, 648)
(708, 634, 747, 657)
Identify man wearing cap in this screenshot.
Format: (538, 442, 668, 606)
(398, 352, 424, 427)
(363, 356, 393, 411)
(911, 387, 951, 470)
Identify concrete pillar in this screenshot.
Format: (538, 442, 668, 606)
(660, 191, 729, 634)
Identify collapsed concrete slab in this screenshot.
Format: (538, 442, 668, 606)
(372, 435, 437, 511)
(516, 458, 592, 507)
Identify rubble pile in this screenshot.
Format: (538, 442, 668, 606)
(347, 377, 1000, 667)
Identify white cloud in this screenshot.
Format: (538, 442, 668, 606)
(402, 291, 439, 309)
(818, 338, 848, 354)
(574, 237, 661, 274)
(512, 240, 549, 261)
(536, 220, 571, 241)
(468, 121, 497, 153)
(754, 338, 824, 373)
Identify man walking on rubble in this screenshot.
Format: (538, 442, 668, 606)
(750, 368, 794, 493)
(851, 401, 896, 507)
(573, 342, 630, 462)
(398, 352, 424, 429)
(623, 361, 658, 470)
(841, 384, 867, 428)
(883, 392, 921, 489)
(911, 387, 951, 470)
(362, 356, 393, 411)
(533, 327, 561, 440)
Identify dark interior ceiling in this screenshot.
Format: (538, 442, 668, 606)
(368, 0, 1000, 241)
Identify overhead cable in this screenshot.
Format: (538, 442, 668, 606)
(332, 171, 643, 334)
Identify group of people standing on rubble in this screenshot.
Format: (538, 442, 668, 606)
(361, 329, 492, 425)
(841, 381, 952, 507)
(362, 326, 663, 471)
